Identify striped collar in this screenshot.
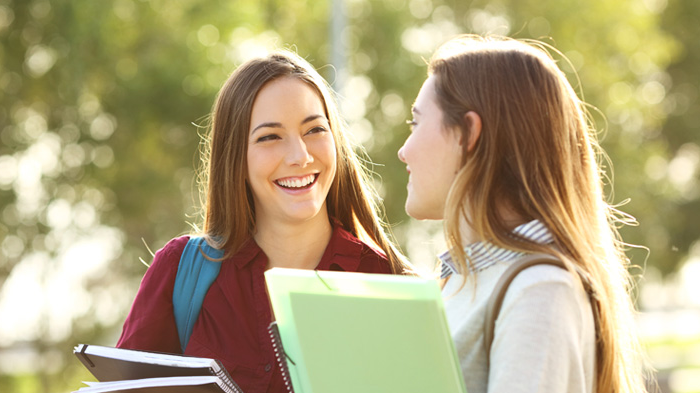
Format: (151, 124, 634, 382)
(438, 220, 555, 278)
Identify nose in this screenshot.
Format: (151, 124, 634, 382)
(398, 144, 407, 163)
(286, 136, 313, 167)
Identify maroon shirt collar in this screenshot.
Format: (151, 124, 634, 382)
(229, 222, 363, 272)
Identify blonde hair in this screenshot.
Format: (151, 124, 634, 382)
(431, 35, 648, 392)
(198, 50, 409, 274)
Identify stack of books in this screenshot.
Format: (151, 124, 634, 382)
(72, 344, 242, 393)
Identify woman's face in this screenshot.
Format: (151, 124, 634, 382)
(247, 77, 337, 225)
(398, 75, 463, 220)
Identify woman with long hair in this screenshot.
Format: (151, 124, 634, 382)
(117, 50, 409, 392)
(399, 35, 648, 393)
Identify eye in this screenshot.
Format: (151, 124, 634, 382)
(406, 119, 417, 130)
(255, 133, 281, 143)
(305, 126, 328, 135)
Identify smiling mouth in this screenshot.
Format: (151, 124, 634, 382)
(274, 173, 319, 190)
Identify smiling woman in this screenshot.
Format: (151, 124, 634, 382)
(114, 50, 410, 393)
(246, 77, 337, 250)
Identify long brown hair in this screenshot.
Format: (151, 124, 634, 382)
(431, 35, 648, 392)
(197, 50, 408, 274)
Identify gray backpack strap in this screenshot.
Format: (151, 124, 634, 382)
(483, 253, 582, 366)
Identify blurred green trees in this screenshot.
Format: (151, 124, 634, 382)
(0, 0, 697, 392)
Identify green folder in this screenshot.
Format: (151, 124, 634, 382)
(265, 269, 467, 393)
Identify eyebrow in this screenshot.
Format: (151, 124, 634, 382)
(251, 114, 327, 135)
(411, 106, 420, 115)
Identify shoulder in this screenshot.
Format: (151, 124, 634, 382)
(488, 262, 596, 392)
(135, 236, 193, 302)
(156, 235, 190, 259)
(507, 263, 581, 294)
(334, 225, 385, 257)
(333, 225, 392, 274)
(147, 235, 191, 273)
(359, 240, 388, 262)
(356, 238, 392, 274)
(499, 262, 591, 320)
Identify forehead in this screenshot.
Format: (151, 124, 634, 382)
(257, 76, 322, 103)
(413, 75, 439, 114)
(251, 77, 325, 118)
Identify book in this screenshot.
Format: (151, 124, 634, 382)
(265, 268, 467, 393)
(72, 344, 244, 393)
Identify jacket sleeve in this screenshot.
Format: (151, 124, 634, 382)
(115, 236, 189, 354)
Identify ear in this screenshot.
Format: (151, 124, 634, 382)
(461, 111, 482, 152)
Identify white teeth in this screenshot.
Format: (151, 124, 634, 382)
(277, 174, 315, 188)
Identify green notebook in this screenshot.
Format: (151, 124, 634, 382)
(265, 269, 467, 393)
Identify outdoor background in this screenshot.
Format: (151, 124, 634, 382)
(0, 0, 699, 392)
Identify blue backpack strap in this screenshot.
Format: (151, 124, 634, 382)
(173, 236, 224, 353)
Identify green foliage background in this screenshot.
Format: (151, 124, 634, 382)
(0, 0, 697, 392)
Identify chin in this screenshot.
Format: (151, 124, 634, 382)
(405, 206, 427, 220)
(406, 203, 442, 221)
(284, 204, 327, 223)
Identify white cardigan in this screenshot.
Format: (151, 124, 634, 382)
(441, 223, 596, 393)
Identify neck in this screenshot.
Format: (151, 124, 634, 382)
(253, 211, 334, 270)
(459, 204, 527, 246)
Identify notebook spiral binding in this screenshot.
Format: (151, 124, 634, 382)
(269, 321, 295, 393)
(214, 367, 245, 393)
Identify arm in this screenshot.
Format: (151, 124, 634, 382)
(115, 236, 189, 353)
(488, 265, 595, 393)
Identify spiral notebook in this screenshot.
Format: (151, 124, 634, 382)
(265, 269, 467, 393)
(72, 344, 243, 393)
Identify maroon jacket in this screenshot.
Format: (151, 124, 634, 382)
(116, 224, 392, 393)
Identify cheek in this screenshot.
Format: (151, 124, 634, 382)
(246, 146, 276, 185)
(407, 137, 432, 172)
(311, 136, 337, 170)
